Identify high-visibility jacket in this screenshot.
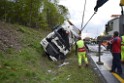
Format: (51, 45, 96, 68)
(121, 36, 124, 45)
(76, 40, 86, 52)
(120, 0, 124, 6)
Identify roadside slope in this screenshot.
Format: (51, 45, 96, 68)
(0, 22, 101, 83)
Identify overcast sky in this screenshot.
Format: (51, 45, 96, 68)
(59, 0, 121, 38)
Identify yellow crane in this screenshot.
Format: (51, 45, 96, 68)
(120, 0, 124, 6)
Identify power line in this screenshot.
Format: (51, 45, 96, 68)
(81, 12, 96, 31)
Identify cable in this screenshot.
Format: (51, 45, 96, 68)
(81, 12, 96, 31)
(121, 6, 124, 15)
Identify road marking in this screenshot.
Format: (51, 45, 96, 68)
(112, 73, 124, 83)
(104, 62, 124, 83)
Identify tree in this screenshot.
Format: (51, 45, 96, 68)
(0, 0, 69, 29)
(43, 0, 68, 29)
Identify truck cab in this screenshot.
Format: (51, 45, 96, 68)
(40, 23, 80, 61)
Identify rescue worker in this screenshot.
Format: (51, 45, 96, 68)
(121, 35, 124, 63)
(108, 31, 122, 75)
(76, 35, 88, 68)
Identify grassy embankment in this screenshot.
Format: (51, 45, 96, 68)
(0, 22, 101, 83)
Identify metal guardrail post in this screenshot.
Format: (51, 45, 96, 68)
(96, 40, 104, 65)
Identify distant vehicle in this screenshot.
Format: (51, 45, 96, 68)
(40, 21, 80, 61)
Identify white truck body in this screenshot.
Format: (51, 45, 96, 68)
(40, 21, 80, 61)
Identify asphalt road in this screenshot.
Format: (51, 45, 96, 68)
(87, 44, 124, 83)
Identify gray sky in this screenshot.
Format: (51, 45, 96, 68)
(59, 0, 121, 38)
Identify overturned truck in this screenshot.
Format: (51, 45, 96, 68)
(40, 22, 80, 61)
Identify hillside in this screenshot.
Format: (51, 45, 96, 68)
(0, 22, 101, 83)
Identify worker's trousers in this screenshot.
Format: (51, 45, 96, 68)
(111, 53, 122, 74)
(78, 52, 88, 66)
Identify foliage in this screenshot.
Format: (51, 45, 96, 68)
(0, 0, 69, 29)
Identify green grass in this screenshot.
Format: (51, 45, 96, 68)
(0, 24, 101, 83)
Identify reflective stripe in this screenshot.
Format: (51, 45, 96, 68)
(78, 47, 86, 52)
(112, 73, 124, 83)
